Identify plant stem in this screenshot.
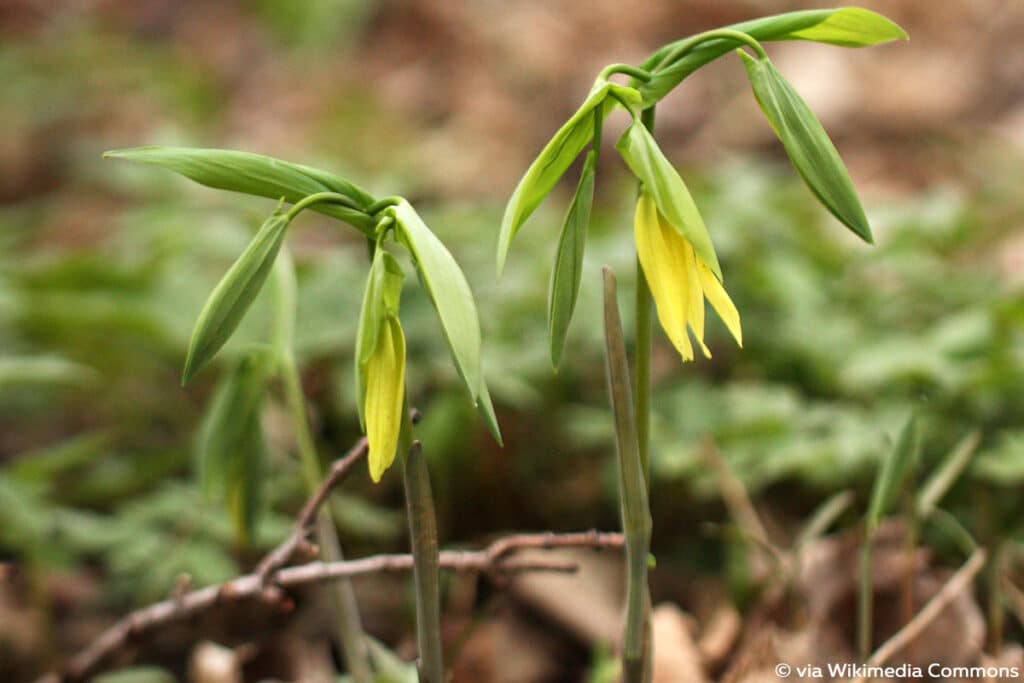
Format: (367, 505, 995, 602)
(280, 356, 372, 683)
(988, 539, 1007, 656)
(634, 105, 655, 485)
(398, 398, 445, 683)
(858, 528, 874, 662)
(603, 268, 653, 683)
(632, 105, 657, 683)
(654, 28, 767, 73)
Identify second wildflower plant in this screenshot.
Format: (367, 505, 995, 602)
(496, 6, 907, 680)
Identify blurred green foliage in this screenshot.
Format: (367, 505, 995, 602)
(2, 7, 1024, 677)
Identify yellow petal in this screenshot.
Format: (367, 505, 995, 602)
(697, 259, 742, 347)
(682, 240, 711, 359)
(634, 193, 693, 361)
(364, 315, 406, 482)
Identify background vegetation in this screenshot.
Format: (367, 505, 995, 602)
(2, 1, 1023, 681)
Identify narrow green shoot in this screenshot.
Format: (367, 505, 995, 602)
(399, 409, 444, 683)
(272, 254, 372, 683)
(859, 414, 919, 661)
(601, 267, 652, 683)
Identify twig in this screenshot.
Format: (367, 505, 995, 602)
(255, 436, 368, 583)
(39, 531, 623, 683)
(1000, 575, 1024, 631)
(852, 548, 987, 682)
(700, 437, 772, 552)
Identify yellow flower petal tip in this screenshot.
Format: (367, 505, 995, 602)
(633, 193, 742, 362)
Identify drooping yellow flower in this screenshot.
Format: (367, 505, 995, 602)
(633, 192, 742, 361)
(364, 314, 406, 482)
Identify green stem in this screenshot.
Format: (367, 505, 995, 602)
(634, 106, 655, 484)
(631, 105, 657, 683)
(654, 28, 767, 73)
(399, 397, 445, 683)
(858, 529, 874, 662)
(366, 196, 404, 215)
(272, 250, 371, 680)
(285, 191, 366, 222)
(602, 268, 653, 683)
(598, 63, 653, 83)
(281, 356, 372, 682)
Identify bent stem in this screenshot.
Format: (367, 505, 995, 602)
(273, 254, 372, 682)
(398, 399, 445, 683)
(603, 267, 653, 683)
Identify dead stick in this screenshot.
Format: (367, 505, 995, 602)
(852, 548, 986, 682)
(255, 436, 368, 583)
(39, 531, 623, 683)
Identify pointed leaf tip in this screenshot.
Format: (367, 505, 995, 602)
(183, 211, 291, 382)
(739, 52, 873, 243)
(548, 151, 596, 368)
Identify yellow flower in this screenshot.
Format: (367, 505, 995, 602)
(633, 192, 742, 361)
(364, 314, 406, 482)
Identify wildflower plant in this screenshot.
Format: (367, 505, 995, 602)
(105, 147, 502, 682)
(496, 7, 907, 679)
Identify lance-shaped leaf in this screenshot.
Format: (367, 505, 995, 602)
(497, 80, 641, 275)
(739, 51, 872, 242)
(226, 408, 266, 547)
(388, 200, 502, 444)
(196, 350, 272, 545)
(866, 414, 919, 535)
(183, 210, 291, 384)
(916, 431, 980, 521)
(785, 7, 907, 47)
(354, 249, 404, 430)
(616, 121, 722, 280)
(548, 149, 596, 368)
(637, 9, 907, 105)
(364, 314, 406, 483)
(105, 147, 378, 233)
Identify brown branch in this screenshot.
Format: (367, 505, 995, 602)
(851, 548, 987, 682)
(255, 436, 368, 583)
(39, 531, 623, 683)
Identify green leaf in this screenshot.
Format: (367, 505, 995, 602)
(227, 406, 266, 546)
(637, 9, 907, 105)
(354, 249, 404, 430)
(866, 414, 919, 535)
(196, 350, 272, 545)
(183, 209, 291, 384)
(475, 381, 503, 447)
(104, 146, 378, 233)
(364, 636, 419, 683)
(497, 80, 640, 275)
(388, 200, 502, 444)
(916, 431, 979, 520)
(615, 121, 722, 280)
(739, 52, 872, 242)
(548, 150, 596, 368)
(786, 7, 907, 47)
